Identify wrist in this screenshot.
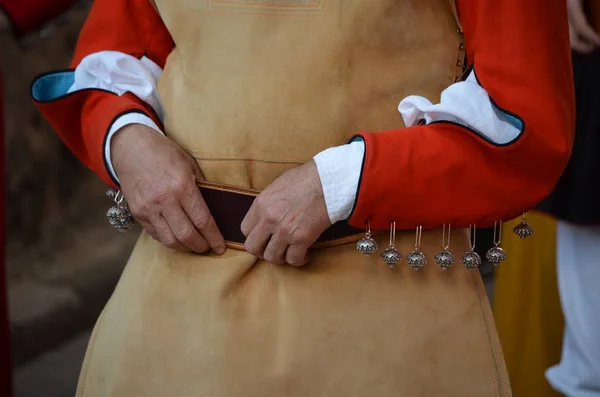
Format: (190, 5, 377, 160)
(110, 123, 156, 173)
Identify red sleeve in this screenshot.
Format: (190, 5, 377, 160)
(0, 0, 77, 37)
(31, 0, 174, 188)
(347, 0, 575, 230)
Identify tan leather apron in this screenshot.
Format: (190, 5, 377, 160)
(76, 1, 511, 395)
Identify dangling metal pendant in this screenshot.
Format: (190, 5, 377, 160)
(106, 189, 135, 232)
(381, 221, 402, 268)
(513, 212, 534, 239)
(435, 224, 455, 270)
(406, 251, 427, 270)
(435, 250, 455, 270)
(461, 251, 482, 270)
(486, 221, 507, 266)
(461, 224, 481, 270)
(381, 248, 402, 268)
(486, 246, 507, 266)
(357, 221, 378, 255)
(406, 225, 426, 270)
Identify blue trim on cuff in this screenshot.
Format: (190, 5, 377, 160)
(31, 71, 75, 102)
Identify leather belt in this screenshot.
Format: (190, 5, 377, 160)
(199, 182, 365, 250)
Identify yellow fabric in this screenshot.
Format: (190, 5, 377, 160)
(77, 230, 510, 396)
(494, 211, 564, 397)
(75, 1, 511, 395)
(155, 0, 461, 190)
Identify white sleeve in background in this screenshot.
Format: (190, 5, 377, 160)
(314, 68, 524, 224)
(68, 51, 166, 184)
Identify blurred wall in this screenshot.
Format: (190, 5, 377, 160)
(2, 1, 138, 365)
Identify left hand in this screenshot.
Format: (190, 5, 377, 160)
(241, 160, 331, 266)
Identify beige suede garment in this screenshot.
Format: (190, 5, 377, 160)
(76, 1, 511, 395)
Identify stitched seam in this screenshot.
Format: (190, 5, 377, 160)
(198, 181, 260, 195)
(188, 151, 310, 162)
(195, 157, 305, 165)
(224, 232, 367, 252)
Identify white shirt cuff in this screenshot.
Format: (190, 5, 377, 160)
(313, 140, 365, 224)
(105, 113, 164, 184)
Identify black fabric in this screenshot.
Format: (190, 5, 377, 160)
(538, 51, 600, 224)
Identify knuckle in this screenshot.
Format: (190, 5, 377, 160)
(244, 244, 255, 255)
(192, 213, 210, 230)
(162, 237, 178, 249)
(174, 227, 195, 244)
(263, 251, 282, 264)
(277, 224, 292, 238)
(291, 231, 311, 245)
(151, 191, 172, 206)
(264, 207, 280, 224)
(288, 258, 304, 267)
(244, 243, 260, 257)
(172, 174, 193, 194)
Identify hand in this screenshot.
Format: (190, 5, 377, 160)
(112, 124, 226, 254)
(241, 161, 331, 266)
(567, 0, 600, 53)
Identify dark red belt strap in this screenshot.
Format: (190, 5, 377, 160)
(199, 182, 365, 249)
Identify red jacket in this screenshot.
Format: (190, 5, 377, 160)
(1, 1, 77, 395)
(32, 0, 574, 231)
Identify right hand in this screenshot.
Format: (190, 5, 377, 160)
(567, 0, 600, 53)
(111, 124, 226, 254)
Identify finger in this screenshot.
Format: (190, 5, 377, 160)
(570, 1, 600, 46)
(180, 188, 227, 254)
(162, 205, 211, 253)
(152, 215, 191, 252)
(285, 244, 311, 267)
(139, 219, 159, 241)
(244, 223, 273, 259)
(263, 233, 289, 264)
(241, 199, 259, 237)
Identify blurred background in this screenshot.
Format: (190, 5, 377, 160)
(2, 1, 140, 395)
(1, 2, 497, 396)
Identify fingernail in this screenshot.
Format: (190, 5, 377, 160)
(215, 246, 226, 255)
